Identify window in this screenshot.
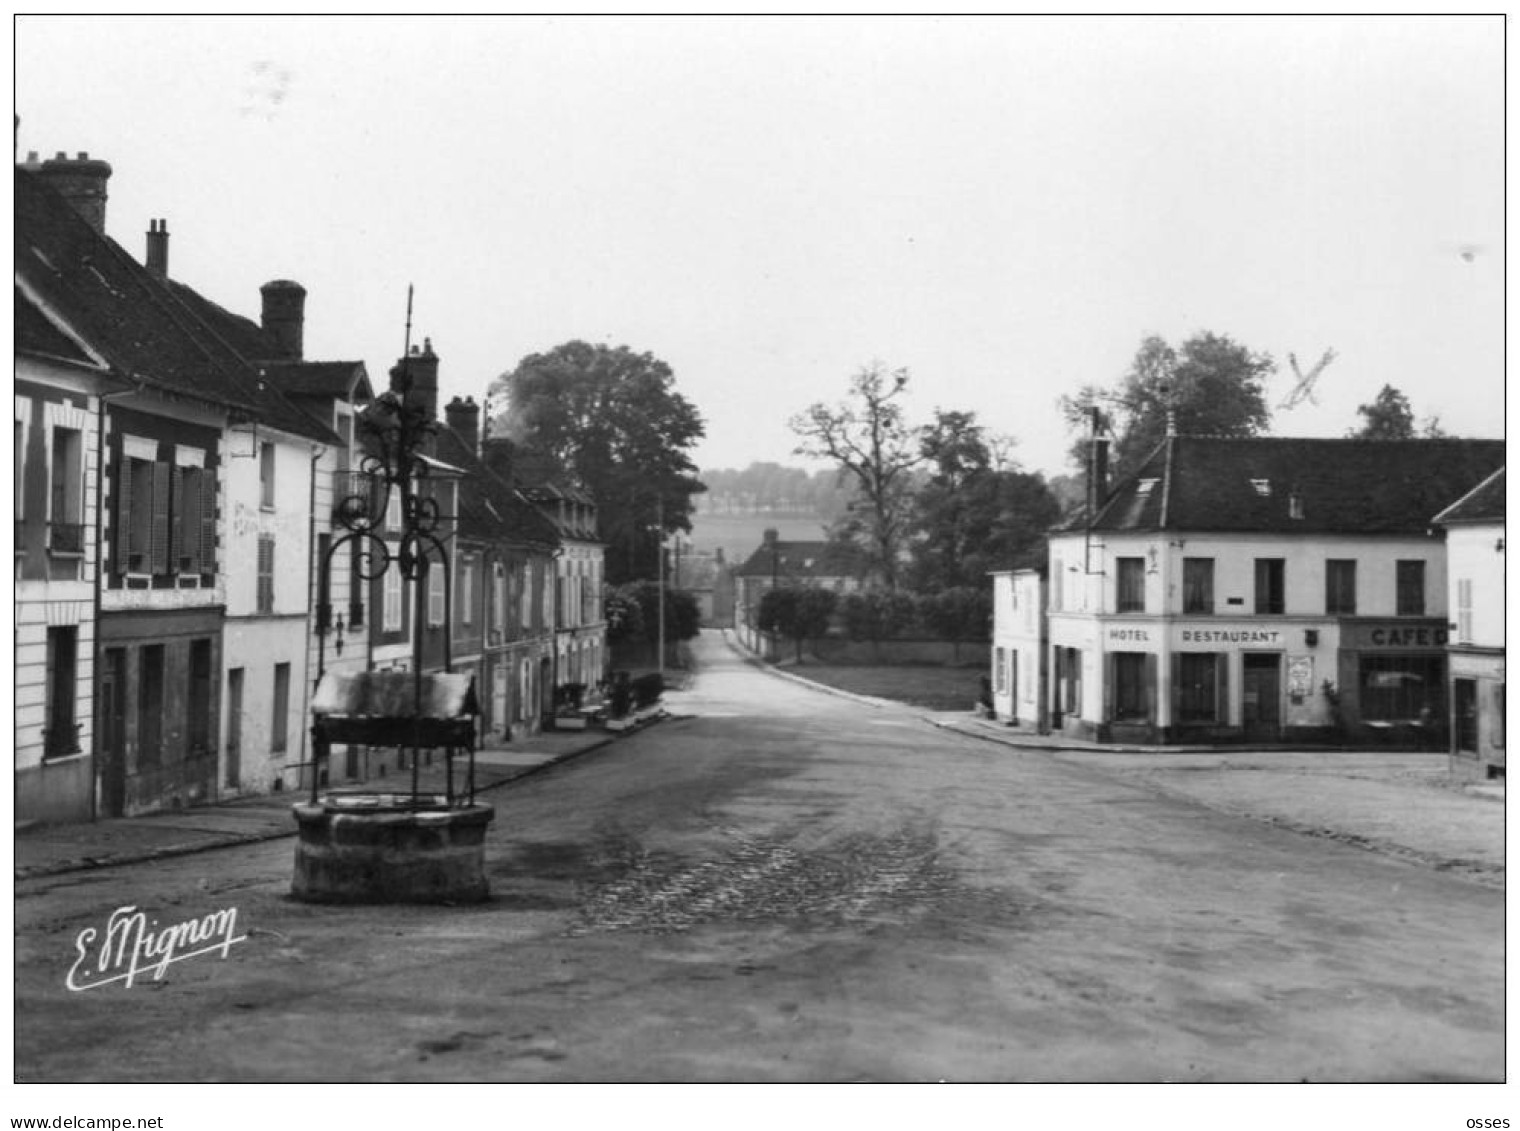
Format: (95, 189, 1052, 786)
(1116, 557, 1145, 613)
(188, 639, 213, 754)
(138, 644, 165, 765)
(1456, 579, 1473, 643)
(259, 441, 276, 508)
(271, 663, 291, 754)
(995, 648, 1008, 694)
(256, 536, 275, 613)
(1254, 558, 1284, 615)
(428, 564, 445, 627)
(44, 627, 80, 757)
(1051, 558, 1063, 612)
(1359, 655, 1442, 721)
(118, 454, 167, 575)
(49, 426, 84, 554)
(1183, 558, 1214, 614)
(346, 536, 366, 629)
(1325, 559, 1357, 615)
(519, 564, 533, 630)
(14, 398, 30, 523)
(1396, 560, 1425, 616)
(384, 568, 403, 632)
(1176, 653, 1223, 722)
(174, 465, 217, 576)
(460, 556, 474, 625)
(493, 563, 507, 633)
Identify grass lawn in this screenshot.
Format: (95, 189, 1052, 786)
(780, 662, 983, 712)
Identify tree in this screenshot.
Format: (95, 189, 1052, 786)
(490, 341, 707, 584)
(840, 590, 917, 658)
(621, 580, 701, 646)
(917, 586, 992, 661)
(1061, 332, 1275, 480)
(789, 362, 925, 590)
(908, 411, 1060, 590)
(1349, 384, 1447, 439)
(757, 585, 838, 663)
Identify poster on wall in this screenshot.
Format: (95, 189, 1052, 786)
(1287, 654, 1315, 701)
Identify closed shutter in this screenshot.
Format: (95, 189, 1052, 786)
(1102, 653, 1115, 720)
(171, 465, 187, 573)
(150, 461, 170, 574)
(115, 455, 134, 572)
(198, 470, 217, 576)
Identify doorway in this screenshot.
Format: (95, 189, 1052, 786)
(226, 668, 244, 790)
(98, 648, 127, 818)
(1242, 653, 1282, 742)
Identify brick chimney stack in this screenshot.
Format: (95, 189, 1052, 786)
(445, 395, 480, 455)
(33, 152, 113, 234)
(396, 337, 440, 421)
(145, 219, 169, 279)
(259, 279, 306, 360)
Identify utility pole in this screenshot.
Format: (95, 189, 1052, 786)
(656, 497, 665, 678)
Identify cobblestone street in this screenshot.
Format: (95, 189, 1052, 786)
(13, 633, 1504, 1093)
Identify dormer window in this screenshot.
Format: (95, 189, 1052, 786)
(1250, 478, 1271, 497)
(1136, 478, 1158, 497)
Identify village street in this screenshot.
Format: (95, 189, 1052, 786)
(14, 632, 1503, 1083)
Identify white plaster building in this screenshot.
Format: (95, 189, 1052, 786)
(1039, 436, 1504, 746)
(1433, 467, 1505, 779)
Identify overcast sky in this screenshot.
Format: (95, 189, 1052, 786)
(15, 15, 1504, 480)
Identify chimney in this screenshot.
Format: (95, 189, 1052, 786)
(395, 337, 440, 421)
(445, 395, 480, 455)
(259, 279, 306, 360)
(145, 219, 169, 279)
(35, 152, 113, 234)
(1086, 407, 1108, 517)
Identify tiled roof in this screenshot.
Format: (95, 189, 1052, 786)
(1432, 466, 1505, 526)
(15, 285, 95, 366)
(433, 424, 560, 549)
(1064, 436, 1506, 537)
(261, 360, 373, 400)
(14, 166, 335, 444)
(732, 539, 866, 579)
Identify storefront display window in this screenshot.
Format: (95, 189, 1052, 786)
(1359, 654, 1443, 721)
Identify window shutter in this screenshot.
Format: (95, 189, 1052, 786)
(1102, 653, 1115, 719)
(150, 462, 171, 574)
(170, 465, 186, 573)
(198, 471, 217, 575)
(115, 455, 134, 572)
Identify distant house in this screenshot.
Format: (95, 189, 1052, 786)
(1037, 435, 1505, 746)
(1432, 467, 1505, 779)
(732, 529, 868, 657)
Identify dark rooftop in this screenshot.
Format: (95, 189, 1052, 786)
(1064, 436, 1507, 537)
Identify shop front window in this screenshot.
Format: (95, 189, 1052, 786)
(1359, 654, 1443, 721)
